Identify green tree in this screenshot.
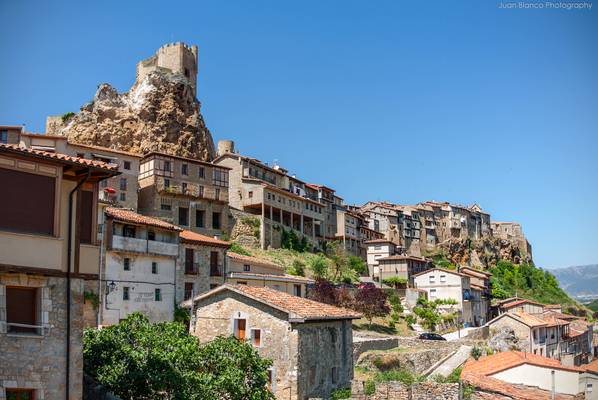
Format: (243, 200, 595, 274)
(382, 277, 407, 290)
(348, 255, 368, 275)
(308, 254, 329, 279)
(412, 298, 457, 332)
(84, 313, 274, 400)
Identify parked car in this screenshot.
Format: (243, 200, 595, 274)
(418, 332, 446, 341)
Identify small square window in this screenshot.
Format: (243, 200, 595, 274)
(244, 264, 250, 272)
(152, 262, 157, 274)
(123, 287, 130, 301)
(251, 329, 261, 347)
(155, 288, 161, 301)
(123, 161, 131, 170)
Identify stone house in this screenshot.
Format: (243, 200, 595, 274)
(365, 239, 403, 278)
(304, 183, 344, 242)
(176, 230, 230, 302)
(100, 208, 181, 325)
(458, 267, 491, 326)
(213, 142, 325, 250)
(375, 255, 431, 287)
(413, 268, 474, 327)
(360, 202, 402, 244)
(185, 284, 361, 400)
(138, 151, 230, 238)
(224, 252, 314, 297)
(498, 298, 545, 315)
(462, 351, 591, 399)
(0, 144, 118, 400)
(336, 208, 367, 258)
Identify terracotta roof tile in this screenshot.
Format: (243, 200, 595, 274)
(187, 284, 361, 321)
(0, 143, 119, 171)
(585, 358, 598, 374)
(105, 207, 182, 231)
(462, 351, 584, 376)
(412, 267, 468, 279)
(228, 272, 315, 284)
(501, 299, 545, 309)
(378, 255, 428, 262)
(364, 239, 397, 244)
(180, 230, 229, 247)
(228, 252, 281, 269)
(509, 311, 548, 327)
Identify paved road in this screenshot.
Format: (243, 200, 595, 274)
(442, 327, 477, 341)
(427, 344, 472, 378)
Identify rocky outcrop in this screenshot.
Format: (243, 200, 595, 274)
(487, 327, 523, 353)
(438, 236, 532, 268)
(47, 70, 215, 161)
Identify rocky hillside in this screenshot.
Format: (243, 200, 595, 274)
(435, 236, 532, 269)
(47, 70, 215, 161)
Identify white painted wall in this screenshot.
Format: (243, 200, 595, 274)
(102, 252, 175, 325)
(491, 364, 581, 395)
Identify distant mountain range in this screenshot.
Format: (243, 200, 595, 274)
(550, 264, 598, 300)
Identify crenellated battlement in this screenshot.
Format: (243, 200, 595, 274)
(136, 42, 199, 96)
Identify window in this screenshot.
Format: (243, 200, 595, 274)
(195, 210, 205, 228)
(181, 163, 188, 175)
(164, 178, 170, 188)
(251, 329, 261, 347)
(163, 160, 171, 172)
(120, 178, 127, 190)
(198, 167, 205, 178)
(0, 168, 55, 235)
(210, 252, 219, 275)
(161, 203, 171, 211)
(148, 230, 155, 240)
(430, 288, 437, 299)
(182, 182, 188, 193)
(234, 318, 246, 340)
(123, 161, 131, 170)
(294, 284, 302, 297)
(309, 366, 316, 385)
(429, 275, 436, 283)
(6, 389, 35, 400)
(119, 192, 126, 202)
(0, 129, 8, 143)
(185, 248, 196, 274)
(587, 383, 593, 393)
(440, 274, 446, 283)
(79, 190, 94, 244)
(184, 282, 194, 300)
(76, 152, 85, 158)
(248, 191, 253, 198)
(123, 287, 130, 301)
(124, 258, 130, 271)
(123, 225, 136, 238)
(243, 264, 250, 272)
(212, 212, 221, 230)
(331, 367, 337, 384)
(215, 188, 221, 200)
(6, 287, 38, 334)
(155, 288, 162, 301)
(152, 262, 157, 274)
(213, 168, 228, 187)
(179, 207, 189, 226)
(198, 185, 204, 197)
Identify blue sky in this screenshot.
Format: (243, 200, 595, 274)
(1, 0, 596, 268)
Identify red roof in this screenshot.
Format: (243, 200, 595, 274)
(0, 143, 119, 172)
(179, 230, 229, 247)
(501, 299, 544, 309)
(378, 255, 428, 262)
(105, 207, 182, 231)
(586, 358, 598, 374)
(489, 311, 547, 328)
(228, 272, 314, 284)
(186, 284, 361, 321)
(462, 351, 585, 376)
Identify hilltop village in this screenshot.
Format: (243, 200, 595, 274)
(1, 43, 597, 400)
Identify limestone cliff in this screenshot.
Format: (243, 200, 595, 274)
(436, 236, 533, 268)
(47, 70, 215, 161)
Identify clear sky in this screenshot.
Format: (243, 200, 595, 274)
(1, 0, 596, 268)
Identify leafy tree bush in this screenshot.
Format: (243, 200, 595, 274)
(348, 255, 368, 275)
(330, 388, 352, 399)
(382, 277, 407, 290)
(287, 259, 306, 276)
(412, 297, 457, 332)
(375, 368, 423, 385)
(308, 255, 329, 279)
(353, 286, 390, 327)
(325, 242, 358, 283)
(470, 346, 483, 360)
(84, 313, 274, 400)
(229, 242, 252, 256)
(308, 279, 337, 304)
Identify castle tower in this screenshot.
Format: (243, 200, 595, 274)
(136, 42, 199, 96)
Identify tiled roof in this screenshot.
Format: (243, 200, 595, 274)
(462, 351, 585, 376)
(412, 267, 468, 279)
(187, 284, 361, 321)
(542, 311, 578, 321)
(470, 283, 487, 291)
(0, 143, 119, 172)
(488, 311, 546, 328)
(543, 304, 562, 309)
(179, 230, 229, 247)
(228, 272, 315, 284)
(228, 252, 281, 269)
(459, 266, 492, 277)
(364, 239, 396, 244)
(501, 299, 545, 309)
(105, 207, 182, 231)
(461, 371, 579, 400)
(537, 314, 570, 327)
(568, 319, 592, 338)
(586, 358, 598, 374)
(378, 255, 428, 262)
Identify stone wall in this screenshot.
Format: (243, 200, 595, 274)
(0, 273, 84, 400)
(353, 336, 399, 362)
(175, 242, 226, 303)
(351, 381, 459, 400)
(229, 207, 261, 248)
(83, 279, 99, 328)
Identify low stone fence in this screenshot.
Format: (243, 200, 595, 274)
(353, 336, 400, 362)
(351, 381, 460, 400)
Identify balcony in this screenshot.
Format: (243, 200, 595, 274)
(112, 235, 178, 257)
(185, 261, 200, 275)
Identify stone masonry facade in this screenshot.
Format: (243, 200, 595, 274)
(0, 273, 84, 400)
(351, 381, 459, 400)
